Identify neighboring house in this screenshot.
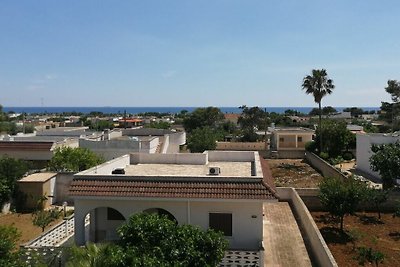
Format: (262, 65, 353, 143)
(347, 124, 365, 134)
(287, 116, 310, 124)
(118, 118, 143, 128)
(356, 133, 400, 179)
(18, 172, 57, 210)
(70, 151, 278, 250)
(269, 127, 314, 151)
(224, 113, 241, 125)
(0, 140, 77, 167)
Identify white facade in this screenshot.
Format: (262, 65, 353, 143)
(74, 198, 264, 249)
(356, 133, 400, 178)
(71, 151, 276, 250)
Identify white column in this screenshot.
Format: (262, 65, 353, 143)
(74, 211, 86, 246)
(295, 134, 298, 148)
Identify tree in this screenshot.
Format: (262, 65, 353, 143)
(314, 120, 355, 158)
(238, 105, 268, 142)
(0, 157, 28, 207)
(370, 142, 400, 189)
(117, 213, 228, 267)
(322, 106, 337, 115)
(48, 147, 104, 172)
(32, 210, 54, 232)
(365, 189, 388, 220)
(187, 127, 218, 153)
(319, 177, 366, 231)
(182, 107, 224, 133)
(343, 107, 364, 118)
(0, 225, 26, 267)
(66, 213, 228, 267)
(385, 80, 400, 103)
(302, 69, 335, 152)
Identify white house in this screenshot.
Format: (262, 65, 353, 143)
(70, 151, 278, 250)
(356, 133, 400, 179)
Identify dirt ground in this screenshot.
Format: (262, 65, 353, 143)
(0, 212, 63, 246)
(267, 159, 323, 188)
(312, 211, 400, 267)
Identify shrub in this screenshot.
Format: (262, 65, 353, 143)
(343, 152, 353, 161)
(305, 141, 317, 152)
(319, 152, 329, 160)
(355, 247, 384, 267)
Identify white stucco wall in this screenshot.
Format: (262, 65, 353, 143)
(74, 198, 264, 250)
(356, 134, 400, 179)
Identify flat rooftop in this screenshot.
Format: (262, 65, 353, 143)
(125, 161, 252, 177)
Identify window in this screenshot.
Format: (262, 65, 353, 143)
(209, 213, 232, 236)
(279, 137, 284, 142)
(297, 136, 303, 142)
(107, 208, 125, 220)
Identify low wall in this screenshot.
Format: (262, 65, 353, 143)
(277, 150, 306, 159)
(277, 187, 338, 267)
(305, 152, 346, 180)
(130, 153, 207, 165)
(79, 155, 130, 175)
(161, 135, 170, 154)
(207, 151, 255, 162)
(216, 142, 266, 151)
(296, 188, 400, 212)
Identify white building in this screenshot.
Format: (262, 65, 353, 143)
(356, 133, 400, 179)
(70, 151, 278, 250)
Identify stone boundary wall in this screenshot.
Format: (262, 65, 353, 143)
(277, 187, 338, 267)
(216, 142, 266, 151)
(296, 188, 400, 212)
(305, 152, 346, 180)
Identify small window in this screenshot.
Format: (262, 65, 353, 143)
(297, 136, 303, 142)
(209, 213, 232, 236)
(107, 208, 125, 220)
(279, 137, 284, 142)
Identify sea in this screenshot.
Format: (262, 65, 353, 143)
(2, 106, 380, 115)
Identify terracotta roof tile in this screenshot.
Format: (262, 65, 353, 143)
(69, 177, 277, 200)
(0, 141, 54, 151)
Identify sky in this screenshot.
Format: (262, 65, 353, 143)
(0, 1, 399, 107)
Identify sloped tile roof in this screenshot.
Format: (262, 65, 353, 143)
(69, 177, 277, 200)
(0, 141, 54, 151)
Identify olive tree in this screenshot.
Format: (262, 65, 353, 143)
(48, 147, 104, 172)
(319, 177, 366, 231)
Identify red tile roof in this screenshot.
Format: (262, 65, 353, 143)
(69, 177, 277, 200)
(0, 141, 54, 151)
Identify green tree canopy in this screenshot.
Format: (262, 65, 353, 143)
(343, 107, 364, 117)
(385, 80, 400, 103)
(370, 142, 400, 189)
(319, 177, 367, 231)
(187, 127, 219, 153)
(314, 120, 355, 158)
(66, 213, 228, 267)
(238, 105, 268, 142)
(48, 147, 104, 172)
(182, 107, 224, 133)
(0, 225, 26, 267)
(0, 157, 28, 206)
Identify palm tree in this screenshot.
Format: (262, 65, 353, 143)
(302, 69, 335, 153)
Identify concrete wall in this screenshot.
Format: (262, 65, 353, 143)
(216, 142, 266, 151)
(296, 188, 400, 212)
(0, 150, 54, 161)
(79, 138, 159, 161)
(78, 155, 130, 175)
(207, 151, 255, 162)
(356, 134, 400, 179)
(74, 198, 264, 250)
(55, 172, 76, 205)
(277, 187, 338, 267)
(129, 152, 208, 165)
(122, 128, 172, 136)
(305, 152, 346, 180)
